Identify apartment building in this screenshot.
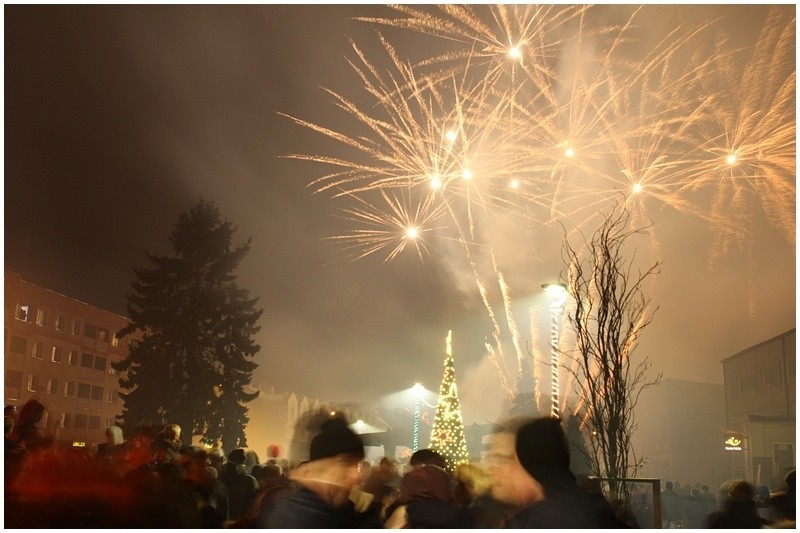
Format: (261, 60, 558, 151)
(722, 328, 796, 489)
(4, 270, 135, 449)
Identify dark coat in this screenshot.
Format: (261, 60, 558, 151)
(219, 462, 259, 520)
(265, 486, 363, 528)
(505, 474, 627, 529)
(706, 499, 770, 529)
(406, 499, 474, 528)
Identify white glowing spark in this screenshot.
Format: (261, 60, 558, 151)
(726, 154, 737, 165)
(462, 169, 473, 181)
(565, 147, 575, 158)
(406, 226, 419, 239)
(632, 182, 643, 194)
(510, 179, 520, 189)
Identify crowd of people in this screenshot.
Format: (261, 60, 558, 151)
(4, 398, 797, 528)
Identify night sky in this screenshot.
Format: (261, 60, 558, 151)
(4, 5, 796, 436)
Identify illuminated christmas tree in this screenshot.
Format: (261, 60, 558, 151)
(429, 330, 469, 472)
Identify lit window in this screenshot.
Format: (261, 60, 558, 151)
(64, 381, 76, 397)
(72, 319, 81, 336)
(35, 309, 47, 327)
(106, 389, 118, 404)
(111, 334, 120, 348)
(98, 328, 108, 343)
(32, 341, 44, 359)
(51, 346, 62, 363)
(55, 314, 66, 332)
(27, 374, 40, 392)
(68, 350, 78, 366)
(47, 378, 59, 395)
(15, 304, 30, 322)
(61, 413, 71, 429)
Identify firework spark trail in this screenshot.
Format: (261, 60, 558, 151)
(493, 250, 525, 374)
(284, 5, 795, 409)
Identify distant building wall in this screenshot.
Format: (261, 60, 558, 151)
(4, 270, 135, 450)
(722, 329, 796, 489)
(633, 378, 728, 487)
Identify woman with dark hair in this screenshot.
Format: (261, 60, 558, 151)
(13, 399, 54, 452)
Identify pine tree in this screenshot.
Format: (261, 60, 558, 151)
(429, 330, 469, 472)
(113, 200, 262, 452)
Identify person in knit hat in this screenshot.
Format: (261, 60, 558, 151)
(219, 448, 258, 521)
(262, 412, 373, 528)
(506, 416, 625, 528)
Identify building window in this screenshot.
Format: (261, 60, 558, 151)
(98, 327, 108, 343)
(10, 335, 27, 355)
(64, 381, 76, 397)
(90, 385, 103, 401)
(35, 309, 47, 327)
(15, 304, 30, 322)
(68, 350, 78, 366)
(80, 352, 93, 368)
(72, 319, 82, 336)
(93, 356, 107, 372)
(111, 333, 120, 348)
(106, 389, 118, 404)
(55, 314, 66, 332)
(27, 374, 40, 392)
(5, 370, 23, 388)
(50, 346, 62, 363)
(59, 413, 69, 430)
(42, 411, 50, 428)
(77, 383, 91, 399)
(74, 414, 88, 429)
(32, 341, 44, 359)
(108, 364, 116, 376)
(46, 378, 59, 395)
(88, 416, 101, 430)
(84, 323, 98, 340)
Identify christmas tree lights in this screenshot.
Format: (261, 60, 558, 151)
(429, 330, 469, 471)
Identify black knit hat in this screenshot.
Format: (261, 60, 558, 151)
(228, 448, 247, 465)
(515, 417, 572, 484)
(309, 415, 364, 461)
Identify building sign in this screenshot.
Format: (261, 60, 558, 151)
(72, 441, 86, 448)
(724, 433, 743, 451)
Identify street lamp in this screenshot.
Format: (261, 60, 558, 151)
(542, 282, 568, 419)
(411, 382, 425, 452)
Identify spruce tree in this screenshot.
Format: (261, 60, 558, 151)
(429, 330, 469, 472)
(113, 200, 262, 452)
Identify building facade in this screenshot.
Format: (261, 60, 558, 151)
(633, 378, 728, 487)
(722, 328, 796, 489)
(4, 271, 133, 449)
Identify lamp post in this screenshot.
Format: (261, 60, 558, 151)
(542, 282, 568, 419)
(411, 382, 424, 452)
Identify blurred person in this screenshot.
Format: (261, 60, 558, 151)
(13, 398, 55, 452)
(705, 479, 770, 528)
(661, 481, 682, 527)
(154, 423, 183, 464)
(768, 470, 795, 526)
(245, 449, 260, 474)
(219, 447, 259, 521)
(363, 456, 401, 510)
(456, 462, 514, 528)
(208, 447, 225, 474)
(502, 416, 626, 528)
(262, 414, 373, 528)
(409, 448, 447, 470)
(384, 463, 473, 528)
(182, 446, 229, 528)
(684, 487, 707, 529)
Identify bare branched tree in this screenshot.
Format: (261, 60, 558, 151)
(560, 206, 662, 500)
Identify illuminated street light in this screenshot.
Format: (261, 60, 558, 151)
(542, 282, 568, 419)
(412, 382, 425, 452)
